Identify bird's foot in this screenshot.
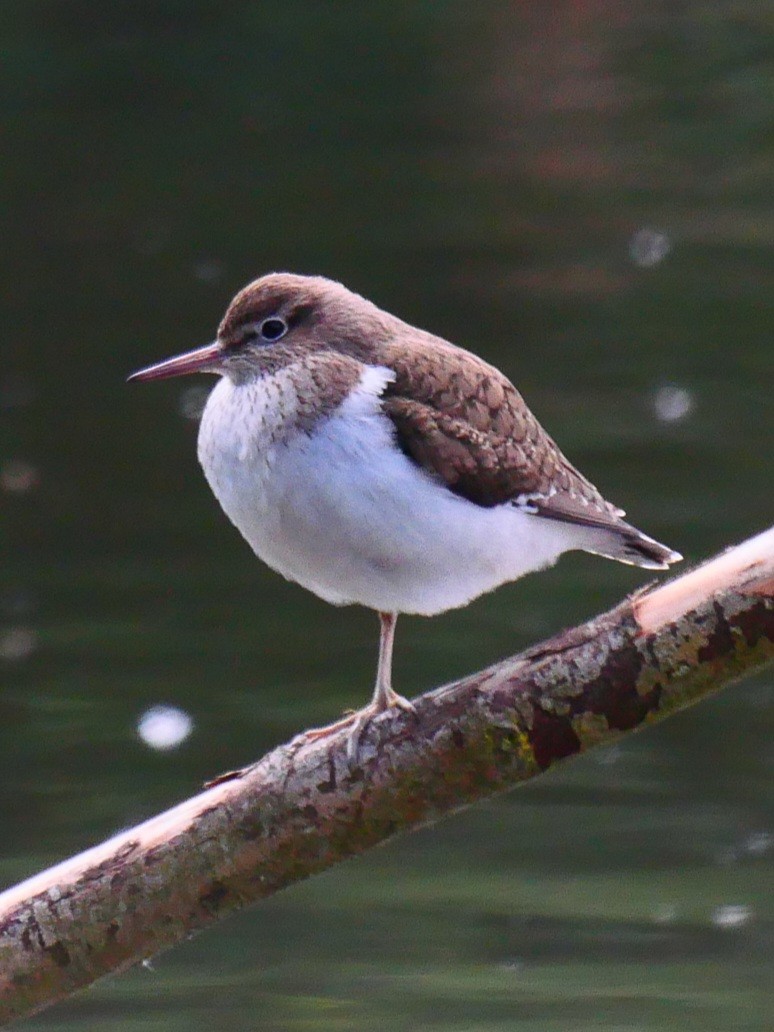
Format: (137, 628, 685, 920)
(275, 690, 417, 770)
(205, 712, 360, 787)
(345, 689, 417, 764)
(284, 710, 360, 758)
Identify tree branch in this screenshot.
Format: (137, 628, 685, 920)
(2, 528, 773, 1025)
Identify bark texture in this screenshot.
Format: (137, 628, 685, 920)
(1, 527, 773, 1025)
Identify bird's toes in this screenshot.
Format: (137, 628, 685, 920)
(345, 712, 371, 765)
(296, 713, 357, 744)
(344, 694, 417, 765)
(285, 713, 359, 765)
(387, 691, 416, 714)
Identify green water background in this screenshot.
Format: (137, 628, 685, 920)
(1, 2, 772, 1029)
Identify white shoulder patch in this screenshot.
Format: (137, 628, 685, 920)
(358, 364, 396, 397)
(338, 364, 396, 419)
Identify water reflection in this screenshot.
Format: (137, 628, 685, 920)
(711, 904, 753, 929)
(137, 705, 194, 751)
(177, 384, 212, 421)
(653, 384, 694, 423)
(629, 228, 672, 269)
(0, 627, 38, 663)
(0, 460, 40, 495)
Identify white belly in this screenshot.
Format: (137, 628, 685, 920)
(197, 369, 576, 615)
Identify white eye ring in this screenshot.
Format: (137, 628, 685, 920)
(259, 317, 288, 342)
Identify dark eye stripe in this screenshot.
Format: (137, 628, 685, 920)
(228, 328, 258, 350)
(225, 315, 289, 350)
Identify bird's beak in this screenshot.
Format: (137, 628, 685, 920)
(127, 341, 222, 383)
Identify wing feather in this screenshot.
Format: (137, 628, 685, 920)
(376, 342, 679, 568)
(379, 341, 620, 523)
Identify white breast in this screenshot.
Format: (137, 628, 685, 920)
(197, 366, 577, 615)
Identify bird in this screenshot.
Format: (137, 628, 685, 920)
(129, 272, 682, 760)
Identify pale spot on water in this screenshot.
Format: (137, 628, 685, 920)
(1, 460, 40, 494)
(498, 958, 526, 974)
(711, 903, 752, 929)
(594, 743, 622, 766)
(194, 259, 225, 285)
(715, 830, 773, 866)
(652, 902, 679, 925)
(629, 228, 672, 267)
(178, 385, 212, 421)
(653, 384, 694, 423)
(137, 705, 194, 750)
(744, 831, 771, 857)
(0, 626, 38, 662)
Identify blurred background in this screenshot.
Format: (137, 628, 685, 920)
(1, 2, 772, 1029)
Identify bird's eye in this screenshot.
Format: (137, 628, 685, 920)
(259, 317, 288, 342)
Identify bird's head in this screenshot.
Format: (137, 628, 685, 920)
(128, 273, 394, 385)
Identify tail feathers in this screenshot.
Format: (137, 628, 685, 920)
(583, 522, 683, 571)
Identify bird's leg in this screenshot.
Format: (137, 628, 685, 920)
(283, 613, 415, 765)
(371, 611, 414, 712)
(345, 612, 416, 761)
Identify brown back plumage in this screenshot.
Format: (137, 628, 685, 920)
(216, 273, 681, 569)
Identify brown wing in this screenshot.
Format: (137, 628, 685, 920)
(378, 338, 681, 569)
(380, 336, 621, 520)
(383, 395, 539, 506)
